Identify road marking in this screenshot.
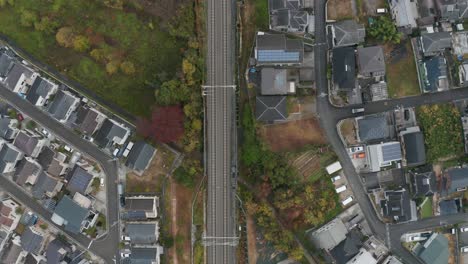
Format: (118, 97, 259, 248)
(386, 223, 391, 250)
(88, 240, 93, 249)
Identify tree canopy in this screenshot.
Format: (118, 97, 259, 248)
(367, 16, 402, 44)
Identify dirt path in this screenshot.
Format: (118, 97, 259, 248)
(246, 214, 258, 264)
(171, 178, 179, 264)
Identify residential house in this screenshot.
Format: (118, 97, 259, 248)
(126, 222, 159, 245)
(21, 227, 44, 255)
(0, 116, 18, 140)
(94, 118, 130, 149)
(47, 90, 80, 123)
(0, 52, 14, 78)
(380, 189, 416, 222)
(346, 248, 377, 264)
(268, 0, 309, 33)
(400, 127, 426, 167)
(362, 169, 405, 191)
(13, 130, 46, 158)
(329, 229, 366, 263)
(439, 199, 459, 215)
(0, 199, 21, 232)
(128, 246, 163, 264)
(413, 233, 448, 264)
(3, 62, 37, 93)
(65, 165, 93, 195)
(31, 171, 62, 199)
(366, 142, 402, 172)
(309, 218, 348, 251)
(72, 105, 106, 135)
(124, 196, 159, 220)
(255, 96, 288, 122)
(25, 76, 58, 107)
(356, 46, 385, 78)
(0, 141, 23, 173)
(1, 241, 22, 264)
(255, 33, 304, 66)
(410, 170, 436, 197)
(443, 167, 468, 194)
(37, 147, 67, 177)
(125, 141, 156, 175)
(381, 255, 404, 264)
(46, 238, 71, 264)
(0, 230, 9, 256)
(438, 0, 468, 21)
(420, 55, 448, 92)
(332, 47, 356, 91)
(51, 196, 89, 234)
(331, 20, 365, 47)
(260, 68, 295, 95)
(388, 0, 419, 30)
(356, 114, 394, 143)
(419, 32, 452, 57)
(14, 157, 42, 186)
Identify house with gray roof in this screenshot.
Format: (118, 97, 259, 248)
(419, 32, 452, 57)
(124, 196, 159, 219)
(400, 127, 426, 167)
(46, 238, 71, 264)
(37, 146, 67, 177)
(357, 46, 385, 77)
(47, 90, 79, 123)
(3, 62, 37, 93)
(66, 165, 93, 195)
(13, 130, 46, 158)
(127, 246, 163, 264)
(255, 33, 304, 66)
(380, 189, 416, 223)
(26, 76, 58, 107)
(332, 20, 365, 47)
(268, 0, 309, 33)
(126, 222, 159, 244)
(411, 170, 436, 197)
(1, 242, 22, 264)
(329, 229, 365, 264)
(260, 68, 296, 95)
(309, 218, 348, 251)
(52, 196, 88, 234)
(21, 227, 44, 254)
(0, 52, 14, 78)
(356, 114, 393, 143)
(94, 118, 130, 149)
(413, 233, 448, 264)
(14, 157, 42, 186)
(32, 172, 62, 199)
(389, 0, 419, 30)
(332, 47, 356, 91)
(72, 106, 106, 135)
(438, 0, 468, 22)
(0, 116, 18, 140)
(439, 199, 459, 215)
(0, 141, 23, 173)
(255, 96, 288, 122)
(126, 141, 156, 174)
(443, 167, 468, 195)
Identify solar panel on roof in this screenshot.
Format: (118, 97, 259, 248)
(382, 143, 402, 162)
(257, 50, 300, 62)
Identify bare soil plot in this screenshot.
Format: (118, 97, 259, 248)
(259, 117, 327, 152)
(327, 0, 355, 20)
(291, 150, 321, 179)
(126, 148, 173, 193)
(246, 214, 258, 264)
(360, 0, 386, 17)
(339, 119, 357, 145)
(127, 0, 190, 23)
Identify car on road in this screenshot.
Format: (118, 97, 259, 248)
(461, 227, 468, 232)
(352, 108, 364, 114)
(349, 146, 364, 153)
(120, 195, 126, 207)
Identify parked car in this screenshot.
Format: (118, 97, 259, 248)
(353, 153, 366, 159)
(376, 8, 388, 13)
(17, 113, 24, 121)
(331, 175, 342, 182)
(342, 196, 353, 206)
(120, 251, 131, 258)
(100, 178, 105, 187)
(335, 185, 347, 193)
(462, 246, 468, 253)
(349, 146, 364, 153)
(352, 108, 364, 114)
(460, 227, 468, 232)
(120, 195, 126, 207)
(121, 236, 131, 241)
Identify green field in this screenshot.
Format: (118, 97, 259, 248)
(387, 42, 420, 98)
(0, 1, 184, 116)
(420, 198, 432, 218)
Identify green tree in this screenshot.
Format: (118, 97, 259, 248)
(90, 49, 105, 62)
(56, 27, 75, 48)
(120, 61, 136, 75)
(19, 9, 38, 27)
(367, 16, 402, 44)
(34, 16, 59, 34)
(154, 79, 191, 105)
(105, 60, 119, 75)
(73, 35, 90, 52)
(168, 4, 195, 39)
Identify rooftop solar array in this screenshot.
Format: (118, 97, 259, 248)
(257, 50, 300, 62)
(381, 143, 402, 163)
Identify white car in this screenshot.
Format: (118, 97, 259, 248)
(120, 251, 131, 258)
(100, 178, 105, 187)
(121, 236, 131, 241)
(462, 246, 468, 253)
(331, 175, 341, 182)
(460, 227, 468, 232)
(349, 146, 364, 153)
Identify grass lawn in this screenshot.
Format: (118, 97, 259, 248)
(254, 0, 269, 30)
(420, 198, 433, 218)
(387, 42, 420, 98)
(0, 1, 184, 116)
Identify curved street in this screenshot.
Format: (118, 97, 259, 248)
(314, 0, 468, 263)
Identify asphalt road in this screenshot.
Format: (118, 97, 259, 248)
(313, 0, 468, 263)
(205, 0, 237, 262)
(0, 84, 119, 263)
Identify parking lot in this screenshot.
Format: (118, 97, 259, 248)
(330, 173, 354, 205)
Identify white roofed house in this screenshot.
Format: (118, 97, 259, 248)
(366, 142, 402, 172)
(388, 0, 419, 32)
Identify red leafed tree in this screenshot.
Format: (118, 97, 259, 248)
(137, 106, 184, 143)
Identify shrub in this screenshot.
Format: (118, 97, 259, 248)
(56, 27, 75, 48)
